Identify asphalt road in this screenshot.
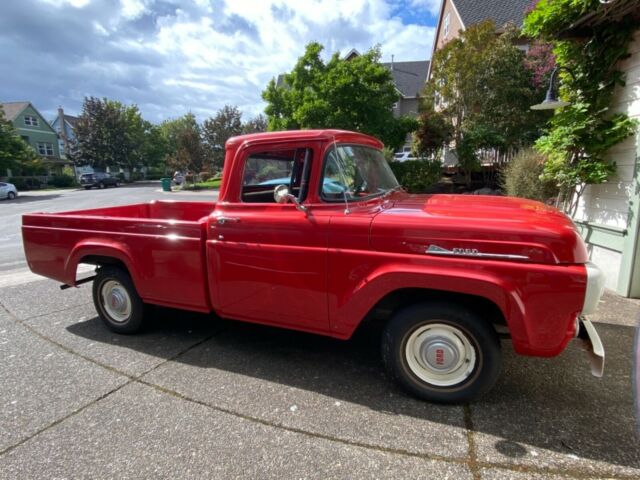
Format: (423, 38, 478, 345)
(1, 184, 639, 478)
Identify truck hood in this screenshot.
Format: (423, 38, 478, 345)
(370, 194, 588, 264)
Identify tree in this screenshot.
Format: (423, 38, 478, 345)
(70, 97, 166, 173)
(161, 113, 205, 175)
(242, 114, 268, 134)
(0, 107, 41, 175)
(413, 109, 453, 158)
(425, 21, 547, 176)
(262, 42, 417, 150)
(202, 105, 243, 170)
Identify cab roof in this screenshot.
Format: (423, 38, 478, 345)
(225, 129, 383, 149)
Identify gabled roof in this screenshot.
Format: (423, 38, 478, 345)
(453, 0, 531, 30)
(381, 61, 430, 98)
(63, 114, 79, 128)
(0, 101, 30, 121)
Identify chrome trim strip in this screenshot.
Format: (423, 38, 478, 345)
(426, 245, 530, 260)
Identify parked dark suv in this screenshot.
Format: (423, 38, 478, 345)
(80, 172, 119, 189)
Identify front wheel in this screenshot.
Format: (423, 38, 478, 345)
(381, 303, 501, 404)
(92, 266, 145, 334)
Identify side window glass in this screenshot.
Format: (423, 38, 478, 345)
(241, 148, 312, 203)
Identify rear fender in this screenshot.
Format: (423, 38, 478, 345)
(65, 239, 139, 288)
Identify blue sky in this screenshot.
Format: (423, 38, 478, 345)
(1, 0, 439, 123)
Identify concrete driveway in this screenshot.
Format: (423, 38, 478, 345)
(1, 185, 639, 478)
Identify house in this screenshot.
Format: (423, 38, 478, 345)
(429, 0, 532, 78)
(50, 106, 78, 160)
(0, 101, 70, 175)
(567, 15, 640, 297)
(343, 49, 429, 120)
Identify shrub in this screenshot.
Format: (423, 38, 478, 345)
(48, 174, 77, 188)
(389, 159, 442, 193)
(501, 149, 558, 202)
(9, 177, 43, 190)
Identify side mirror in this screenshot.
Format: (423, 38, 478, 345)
(274, 184, 291, 204)
(273, 184, 308, 214)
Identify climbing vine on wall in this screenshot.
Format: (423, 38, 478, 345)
(523, 0, 638, 214)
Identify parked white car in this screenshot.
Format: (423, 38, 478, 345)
(0, 182, 18, 200)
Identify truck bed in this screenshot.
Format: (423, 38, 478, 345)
(22, 200, 216, 312)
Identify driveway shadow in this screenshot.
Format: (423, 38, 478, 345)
(67, 309, 640, 471)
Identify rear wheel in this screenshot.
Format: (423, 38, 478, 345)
(381, 303, 501, 404)
(84, 186, 92, 190)
(7, 191, 16, 200)
(92, 266, 145, 334)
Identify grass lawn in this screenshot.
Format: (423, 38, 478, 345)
(183, 178, 222, 190)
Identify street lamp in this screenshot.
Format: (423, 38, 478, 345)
(530, 66, 573, 110)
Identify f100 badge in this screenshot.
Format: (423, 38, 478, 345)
(426, 244, 529, 261)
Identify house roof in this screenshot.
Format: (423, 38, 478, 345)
(0, 101, 30, 121)
(381, 61, 429, 98)
(63, 114, 78, 128)
(453, 0, 532, 30)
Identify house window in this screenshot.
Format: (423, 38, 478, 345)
(24, 115, 39, 126)
(444, 13, 450, 37)
(37, 142, 54, 156)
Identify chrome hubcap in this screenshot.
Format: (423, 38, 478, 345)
(405, 323, 476, 387)
(101, 280, 131, 323)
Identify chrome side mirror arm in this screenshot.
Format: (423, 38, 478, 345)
(273, 184, 309, 214)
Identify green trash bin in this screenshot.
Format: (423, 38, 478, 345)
(161, 178, 172, 192)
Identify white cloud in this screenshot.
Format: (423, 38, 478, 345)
(410, 0, 442, 16)
(4, 0, 436, 122)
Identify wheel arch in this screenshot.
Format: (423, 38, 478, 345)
(332, 268, 525, 344)
(64, 240, 140, 288)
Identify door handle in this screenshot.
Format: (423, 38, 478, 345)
(217, 216, 240, 225)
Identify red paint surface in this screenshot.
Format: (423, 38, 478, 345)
(22, 129, 588, 357)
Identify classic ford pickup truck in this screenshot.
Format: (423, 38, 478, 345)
(22, 129, 606, 403)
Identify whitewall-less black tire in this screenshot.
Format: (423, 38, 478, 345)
(92, 266, 145, 334)
(381, 303, 501, 404)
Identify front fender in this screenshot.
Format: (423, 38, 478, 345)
(329, 262, 528, 345)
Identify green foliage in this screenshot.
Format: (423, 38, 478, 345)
(48, 174, 77, 188)
(242, 114, 268, 134)
(262, 42, 416, 150)
(501, 148, 558, 202)
(202, 105, 243, 170)
(388, 159, 442, 193)
(160, 113, 205, 175)
(426, 21, 546, 155)
(70, 97, 165, 171)
(414, 109, 453, 158)
(0, 107, 41, 174)
(523, 0, 639, 212)
(9, 177, 43, 190)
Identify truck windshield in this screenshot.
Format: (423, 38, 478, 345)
(321, 145, 399, 201)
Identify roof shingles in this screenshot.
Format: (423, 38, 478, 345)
(453, 0, 532, 30)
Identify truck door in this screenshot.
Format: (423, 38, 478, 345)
(207, 145, 330, 334)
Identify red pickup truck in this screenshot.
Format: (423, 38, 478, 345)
(22, 129, 606, 403)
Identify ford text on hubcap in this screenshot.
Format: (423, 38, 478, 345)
(405, 323, 477, 387)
